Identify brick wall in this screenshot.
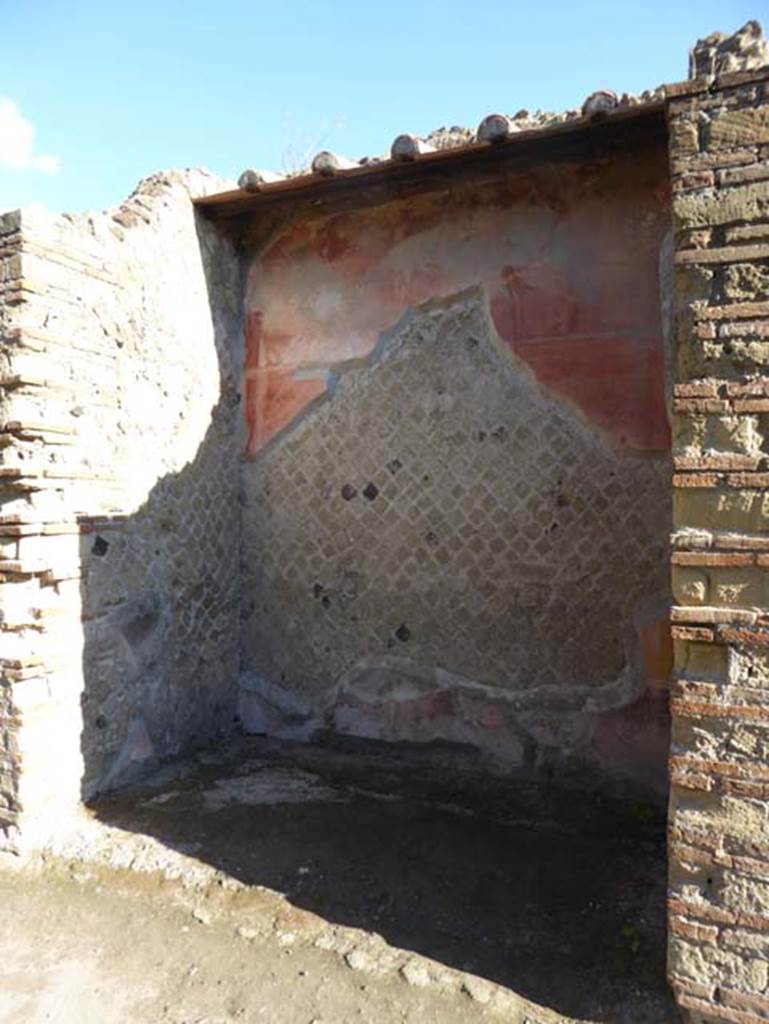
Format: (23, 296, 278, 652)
(0, 210, 24, 844)
(667, 67, 769, 1022)
(0, 172, 243, 850)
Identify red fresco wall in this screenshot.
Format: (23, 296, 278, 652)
(244, 146, 671, 457)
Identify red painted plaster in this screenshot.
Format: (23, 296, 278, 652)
(245, 149, 671, 455)
(639, 619, 674, 692)
(593, 689, 671, 794)
(244, 310, 264, 370)
(592, 618, 672, 793)
(244, 368, 327, 453)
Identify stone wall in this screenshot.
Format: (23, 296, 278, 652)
(666, 67, 769, 1022)
(0, 210, 25, 843)
(0, 171, 243, 849)
(240, 139, 674, 799)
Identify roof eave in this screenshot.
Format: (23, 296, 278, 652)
(194, 101, 668, 220)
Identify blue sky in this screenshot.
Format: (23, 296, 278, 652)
(0, 1, 760, 214)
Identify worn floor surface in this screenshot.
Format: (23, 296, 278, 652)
(1, 738, 677, 1024)
(0, 868, 506, 1024)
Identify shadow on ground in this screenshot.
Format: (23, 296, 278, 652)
(88, 735, 676, 1024)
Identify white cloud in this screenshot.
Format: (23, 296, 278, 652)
(0, 97, 60, 174)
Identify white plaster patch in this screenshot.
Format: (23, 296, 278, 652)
(202, 767, 346, 810)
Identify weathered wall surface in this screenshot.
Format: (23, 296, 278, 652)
(244, 147, 671, 456)
(0, 171, 243, 848)
(666, 68, 769, 1023)
(240, 144, 673, 798)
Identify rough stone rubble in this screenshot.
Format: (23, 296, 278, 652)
(690, 18, 769, 79)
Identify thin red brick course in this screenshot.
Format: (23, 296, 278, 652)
(670, 757, 769, 782)
(674, 149, 757, 173)
(731, 855, 769, 879)
(674, 380, 720, 397)
(670, 978, 717, 1002)
(671, 679, 720, 699)
(700, 302, 769, 321)
(733, 398, 769, 412)
(675, 243, 769, 264)
(671, 697, 769, 720)
(668, 897, 738, 927)
(671, 552, 754, 566)
(671, 625, 716, 642)
(727, 473, 769, 488)
(718, 626, 769, 646)
(721, 988, 769, 1016)
(673, 170, 716, 192)
(673, 473, 720, 489)
(673, 398, 731, 413)
(670, 915, 719, 944)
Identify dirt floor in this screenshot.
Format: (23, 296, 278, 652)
(0, 737, 677, 1024)
(0, 868, 511, 1024)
